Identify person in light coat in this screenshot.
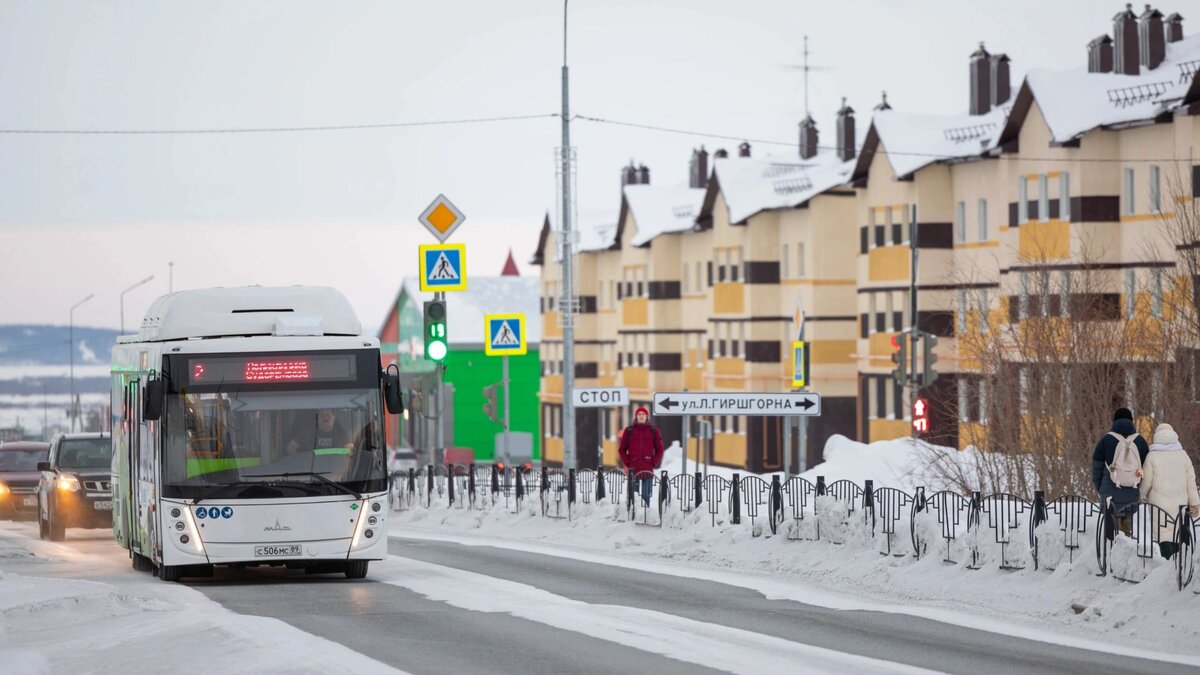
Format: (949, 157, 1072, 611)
(1139, 423, 1200, 560)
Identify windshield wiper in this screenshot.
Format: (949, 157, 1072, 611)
(193, 480, 264, 505)
(241, 471, 362, 500)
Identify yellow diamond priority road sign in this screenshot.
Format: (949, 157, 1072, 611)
(418, 194, 466, 243)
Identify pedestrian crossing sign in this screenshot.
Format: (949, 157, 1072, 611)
(792, 340, 807, 389)
(418, 243, 467, 292)
(484, 313, 527, 356)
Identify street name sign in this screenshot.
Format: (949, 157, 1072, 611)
(571, 387, 628, 408)
(652, 392, 821, 417)
(418, 194, 466, 243)
(418, 243, 467, 292)
(484, 313, 527, 356)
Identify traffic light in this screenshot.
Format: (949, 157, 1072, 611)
(482, 384, 499, 423)
(890, 333, 908, 387)
(912, 397, 930, 433)
(423, 300, 448, 361)
(922, 334, 939, 386)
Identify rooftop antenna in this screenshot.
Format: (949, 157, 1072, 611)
(778, 35, 833, 118)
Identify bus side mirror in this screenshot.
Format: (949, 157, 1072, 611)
(144, 378, 165, 421)
(383, 371, 403, 416)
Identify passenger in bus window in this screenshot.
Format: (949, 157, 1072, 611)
(285, 408, 351, 454)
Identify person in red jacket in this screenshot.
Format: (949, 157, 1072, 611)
(618, 406, 664, 507)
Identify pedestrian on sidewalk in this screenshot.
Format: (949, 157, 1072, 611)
(619, 406, 664, 508)
(1091, 407, 1150, 537)
(1139, 423, 1200, 560)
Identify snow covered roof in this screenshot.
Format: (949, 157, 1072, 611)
(865, 104, 1010, 180)
(1003, 32, 1200, 144)
(136, 286, 362, 342)
(399, 276, 540, 345)
(710, 150, 856, 225)
(531, 208, 621, 266)
(621, 184, 706, 246)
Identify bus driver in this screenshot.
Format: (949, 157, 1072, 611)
(285, 408, 352, 455)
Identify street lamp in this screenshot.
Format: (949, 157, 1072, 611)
(69, 293, 94, 433)
(120, 275, 155, 334)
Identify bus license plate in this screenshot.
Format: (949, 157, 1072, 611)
(93, 501, 112, 510)
(255, 544, 302, 557)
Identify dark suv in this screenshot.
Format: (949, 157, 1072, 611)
(37, 432, 112, 540)
(0, 441, 51, 519)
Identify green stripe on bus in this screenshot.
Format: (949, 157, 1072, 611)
(186, 457, 262, 478)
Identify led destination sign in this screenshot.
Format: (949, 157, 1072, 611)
(187, 354, 356, 385)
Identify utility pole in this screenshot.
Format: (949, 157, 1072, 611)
(909, 205, 920, 438)
(559, 0, 578, 470)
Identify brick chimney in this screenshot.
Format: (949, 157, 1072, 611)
(836, 98, 856, 162)
(621, 161, 638, 187)
(637, 164, 650, 185)
(874, 91, 892, 111)
(1114, 3, 1140, 75)
(990, 54, 1011, 107)
(689, 146, 709, 189)
(1139, 5, 1165, 69)
(1167, 12, 1184, 42)
(714, 148, 729, 159)
(969, 42, 991, 115)
(738, 142, 751, 158)
(1088, 34, 1115, 72)
(799, 115, 818, 159)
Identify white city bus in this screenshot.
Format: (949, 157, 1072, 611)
(111, 286, 402, 582)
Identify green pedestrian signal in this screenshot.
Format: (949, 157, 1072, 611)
(423, 300, 448, 362)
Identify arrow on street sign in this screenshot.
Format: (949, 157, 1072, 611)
(652, 392, 821, 417)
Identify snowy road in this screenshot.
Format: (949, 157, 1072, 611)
(3, 520, 1197, 674)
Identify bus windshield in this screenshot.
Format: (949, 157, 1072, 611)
(162, 388, 387, 499)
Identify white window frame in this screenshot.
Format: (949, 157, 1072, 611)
(1019, 369, 1030, 414)
(979, 379, 989, 424)
(797, 243, 806, 277)
(868, 293, 878, 334)
(1124, 269, 1137, 319)
(1060, 270, 1071, 319)
(977, 198, 988, 241)
(868, 208, 877, 250)
(1038, 270, 1050, 318)
(886, 293, 896, 332)
(1060, 172, 1071, 221)
(1019, 272, 1030, 319)
(1150, 165, 1161, 214)
(978, 289, 991, 333)
(957, 288, 968, 334)
(1038, 174, 1049, 222)
(958, 377, 970, 423)
(1018, 177, 1029, 224)
(1124, 167, 1135, 216)
(954, 201, 966, 244)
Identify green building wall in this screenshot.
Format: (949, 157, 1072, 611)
(444, 348, 541, 461)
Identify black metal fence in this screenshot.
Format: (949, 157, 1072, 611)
(388, 465, 1200, 592)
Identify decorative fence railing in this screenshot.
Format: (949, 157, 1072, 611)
(388, 465, 1200, 592)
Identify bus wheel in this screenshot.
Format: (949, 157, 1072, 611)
(158, 564, 183, 582)
(344, 560, 369, 579)
(132, 552, 154, 572)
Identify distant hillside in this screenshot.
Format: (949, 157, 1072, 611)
(0, 324, 118, 367)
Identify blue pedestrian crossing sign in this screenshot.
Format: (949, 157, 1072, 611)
(418, 243, 467, 292)
(484, 313, 527, 356)
(792, 340, 807, 389)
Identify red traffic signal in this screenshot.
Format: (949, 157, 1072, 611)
(912, 397, 929, 433)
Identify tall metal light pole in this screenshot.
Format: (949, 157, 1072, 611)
(69, 293, 94, 433)
(120, 275, 155, 334)
(168, 261, 174, 293)
(559, 0, 578, 470)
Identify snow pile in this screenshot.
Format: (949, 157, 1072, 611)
(871, 105, 1009, 179)
(623, 184, 706, 247)
(713, 151, 855, 225)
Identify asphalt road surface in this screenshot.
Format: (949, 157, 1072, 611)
(3, 522, 1197, 674)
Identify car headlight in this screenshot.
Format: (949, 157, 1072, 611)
(57, 476, 81, 492)
(0, 482, 8, 496)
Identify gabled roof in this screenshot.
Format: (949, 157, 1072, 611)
(618, 183, 706, 247)
(698, 149, 856, 226)
(529, 209, 620, 266)
(851, 105, 1009, 183)
(999, 32, 1200, 146)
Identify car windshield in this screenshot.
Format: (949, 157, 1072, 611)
(0, 450, 46, 471)
(162, 388, 386, 499)
(58, 438, 111, 470)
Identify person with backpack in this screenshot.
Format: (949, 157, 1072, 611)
(1139, 423, 1200, 559)
(618, 406, 664, 508)
(1091, 407, 1150, 536)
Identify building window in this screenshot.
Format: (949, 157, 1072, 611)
(1038, 174, 1049, 222)
(958, 377, 970, 423)
(1124, 168, 1135, 215)
(868, 294, 877, 334)
(1019, 369, 1030, 415)
(886, 293, 896, 331)
(979, 379, 989, 424)
(1060, 270, 1071, 319)
(1038, 270, 1050, 318)
(1018, 177, 1029, 224)
(1019, 272, 1030, 319)
(1060, 172, 1071, 221)
(957, 288, 967, 334)
(1124, 269, 1136, 319)
(868, 208, 877, 250)
(797, 243, 806, 277)
(1151, 268, 1163, 318)
(978, 289, 991, 333)
(1150, 165, 1161, 214)
(955, 201, 966, 244)
(978, 198, 988, 241)
(781, 245, 790, 280)
(882, 207, 892, 248)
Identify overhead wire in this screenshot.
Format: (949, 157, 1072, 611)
(0, 112, 560, 135)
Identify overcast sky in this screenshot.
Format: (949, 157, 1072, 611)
(2, 0, 1196, 333)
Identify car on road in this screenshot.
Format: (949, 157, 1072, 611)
(0, 441, 51, 519)
(36, 432, 112, 540)
(388, 447, 419, 476)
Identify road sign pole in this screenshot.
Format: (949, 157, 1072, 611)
(682, 413, 689, 476)
(783, 416, 791, 477)
(435, 291, 445, 465)
(502, 355, 511, 464)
